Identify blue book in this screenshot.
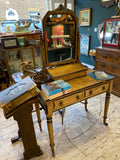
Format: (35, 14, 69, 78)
(41, 81, 62, 96)
(54, 79, 71, 91)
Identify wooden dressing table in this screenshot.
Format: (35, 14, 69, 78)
(38, 4, 114, 156)
(38, 70, 113, 156)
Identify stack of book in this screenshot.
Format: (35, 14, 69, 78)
(41, 79, 71, 99)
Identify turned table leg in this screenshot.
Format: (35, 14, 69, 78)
(103, 92, 111, 126)
(47, 116, 55, 157)
(85, 99, 88, 112)
(35, 102, 42, 131)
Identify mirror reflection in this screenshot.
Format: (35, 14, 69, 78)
(103, 19, 120, 45)
(45, 13, 76, 64)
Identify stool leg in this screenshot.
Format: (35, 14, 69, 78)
(35, 102, 42, 131)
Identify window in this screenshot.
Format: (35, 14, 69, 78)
(0, 0, 47, 33)
(6, 8, 19, 20)
(47, 0, 74, 11)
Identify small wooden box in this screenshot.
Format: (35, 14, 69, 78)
(47, 63, 87, 81)
(0, 76, 40, 114)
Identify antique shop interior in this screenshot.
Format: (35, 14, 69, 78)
(1, 0, 120, 160)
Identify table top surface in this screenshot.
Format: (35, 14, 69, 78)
(40, 73, 113, 101)
(12, 70, 114, 102)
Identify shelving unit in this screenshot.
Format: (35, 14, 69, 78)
(1, 31, 43, 83)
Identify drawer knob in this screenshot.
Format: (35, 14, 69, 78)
(101, 64, 105, 67)
(89, 90, 92, 95)
(76, 95, 80, 99)
(102, 55, 107, 59)
(114, 57, 118, 61)
(102, 86, 105, 90)
(112, 66, 116, 70)
(59, 101, 63, 106)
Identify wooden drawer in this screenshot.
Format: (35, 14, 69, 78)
(85, 83, 109, 98)
(95, 60, 120, 74)
(96, 51, 113, 63)
(30, 34, 40, 40)
(53, 91, 84, 111)
(16, 34, 40, 40)
(96, 50, 120, 66)
(96, 47, 120, 97)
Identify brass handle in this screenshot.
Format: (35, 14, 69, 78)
(59, 101, 63, 106)
(76, 95, 80, 99)
(89, 90, 92, 95)
(102, 55, 107, 59)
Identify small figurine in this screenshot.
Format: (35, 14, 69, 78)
(63, 38, 72, 46)
(6, 26, 11, 33)
(20, 60, 36, 75)
(34, 24, 40, 30)
(14, 21, 31, 33)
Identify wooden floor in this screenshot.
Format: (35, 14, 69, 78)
(0, 93, 120, 160)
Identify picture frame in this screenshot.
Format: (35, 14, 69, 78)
(1, 36, 19, 50)
(79, 34, 90, 56)
(102, 18, 120, 48)
(100, 0, 116, 8)
(79, 8, 91, 26)
(52, 25, 64, 46)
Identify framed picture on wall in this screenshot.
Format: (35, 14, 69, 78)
(79, 34, 90, 56)
(79, 8, 91, 26)
(100, 0, 116, 8)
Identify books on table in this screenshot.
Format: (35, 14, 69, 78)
(41, 79, 71, 99)
(54, 79, 71, 94)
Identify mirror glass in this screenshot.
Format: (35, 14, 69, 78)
(103, 19, 120, 46)
(45, 13, 76, 65)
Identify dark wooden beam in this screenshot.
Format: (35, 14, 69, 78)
(64, 0, 67, 8)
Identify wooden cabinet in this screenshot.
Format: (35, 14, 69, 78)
(95, 46, 120, 96)
(1, 32, 43, 82)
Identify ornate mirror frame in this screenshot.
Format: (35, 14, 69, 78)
(100, 0, 116, 8)
(42, 4, 79, 67)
